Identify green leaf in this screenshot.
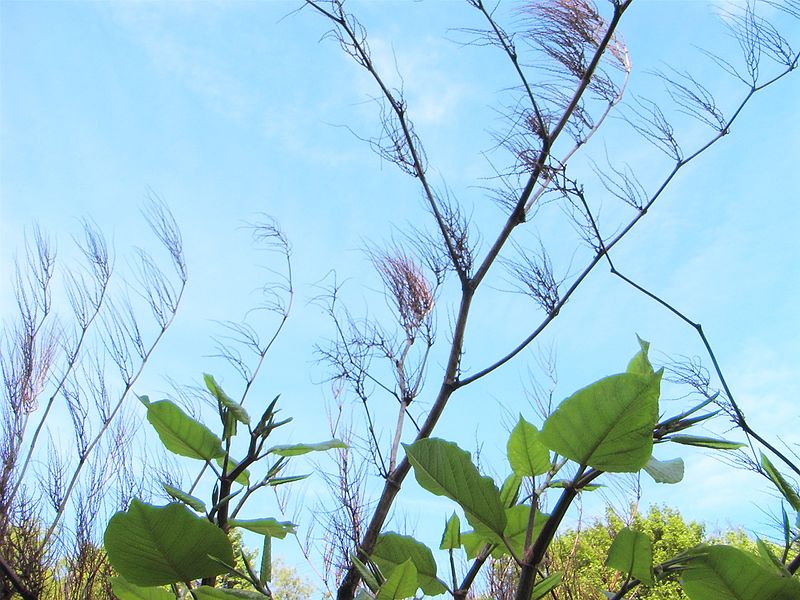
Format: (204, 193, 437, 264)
(627, 337, 654, 376)
(376, 559, 418, 600)
(549, 479, 603, 491)
(643, 456, 684, 484)
(605, 527, 654, 585)
(501, 504, 549, 558)
(507, 417, 551, 477)
(465, 505, 549, 559)
(269, 439, 347, 456)
(110, 577, 174, 600)
(761, 452, 800, 513)
(372, 533, 446, 596)
(541, 372, 661, 472)
(229, 518, 296, 539)
(104, 500, 234, 586)
(193, 589, 267, 599)
(260, 535, 272, 586)
(268, 474, 310, 486)
(532, 572, 563, 600)
(404, 438, 507, 536)
(204, 373, 250, 425)
(161, 483, 206, 513)
(781, 506, 792, 549)
(755, 538, 788, 575)
(215, 455, 250, 487)
(440, 513, 461, 550)
(352, 555, 382, 593)
(145, 399, 224, 461)
(668, 435, 745, 450)
(500, 473, 522, 508)
(680, 545, 800, 600)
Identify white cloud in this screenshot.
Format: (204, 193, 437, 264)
(103, 2, 255, 121)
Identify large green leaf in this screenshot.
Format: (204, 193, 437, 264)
(204, 373, 250, 425)
(110, 577, 174, 600)
(605, 527, 654, 585)
(440, 513, 461, 550)
(507, 417, 551, 477)
(643, 456, 684, 484)
(404, 438, 506, 536)
(680, 545, 800, 600)
(104, 500, 234, 586)
(761, 452, 800, 512)
(541, 372, 661, 472)
(269, 439, 347, 456)
(372, 533, 446, 596)
(229, 518, 297, 539)
(145, 399, 224, 461)
(376, 559, 418, 600)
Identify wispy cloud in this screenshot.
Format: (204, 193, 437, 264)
(103, 2, 255, 121)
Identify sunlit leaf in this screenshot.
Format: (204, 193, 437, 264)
(507, 417, 551, 477)
(541, 371, 661, 472)
(376, 559, 418, 600)
(404, 438, 506, 536)
(761, 452, 800, 513)
(110, 577, 174, 600)
(680, 545, 800, 600)
(440, 513, 461, 550)
(145, 399, 224, 461)
(500, 473, 522, 508)
(532, 572, 563, 600)
(668, 435, 745, 450)
(161, 483, 206, 513)
(605, 527, 654, 585)
(229, 518, 296, 539)
(268, 474, 310, 486)
(352, 555, 382, 593)
(627, 337, 654, 376)
(372, 533, 446, 596)
(204, 373, 250, 425)
(269, 439, 347, 456)
(260, 534, 272, 586)
(643, 456, 684, 484)
(104, 500, 233, 586)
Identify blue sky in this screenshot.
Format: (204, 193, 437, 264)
(2, 0, 799, 592)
